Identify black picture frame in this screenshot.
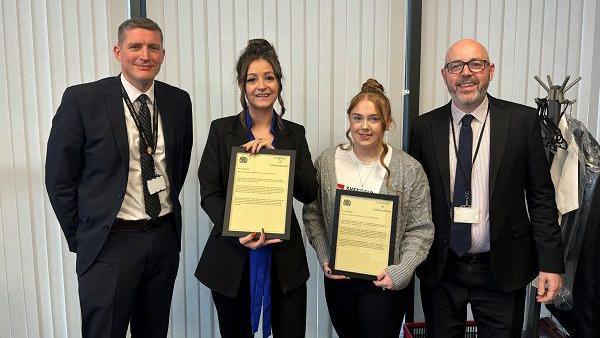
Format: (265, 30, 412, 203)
(222, 146, 295, 240)
(330, 189, 399, 280)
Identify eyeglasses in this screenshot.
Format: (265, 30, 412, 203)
(444, 59, 489, 74)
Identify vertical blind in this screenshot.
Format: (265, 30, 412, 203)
(0, 0, 127, 337)
(146, 0, 407, 337)
(3, 0, 600, 337)
(420, 0, 600, 138)
(0, 1, 407, 338)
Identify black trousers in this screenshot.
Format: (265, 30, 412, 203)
(78, 217, 180, 338)
(324, 277, 408, 338)
(421, 251, 526, 338)
(212, 258, 307, 338)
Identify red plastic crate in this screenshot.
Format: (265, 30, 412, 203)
(403, 321, 478, 338)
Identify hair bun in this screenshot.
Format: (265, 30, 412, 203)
(361, 78, 385, 94)
(246, 39, 276, 55)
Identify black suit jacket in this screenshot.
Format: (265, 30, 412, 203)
(45, 76, 193, 275)
(194, 114, 318, 298)
(408, 95, 564, 292)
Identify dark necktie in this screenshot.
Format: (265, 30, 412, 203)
(451, 114, 474, 256)
(137, 94, 161, 219)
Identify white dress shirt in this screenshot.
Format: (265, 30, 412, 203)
(117, 76, 172, 220)
(449, 97, 491, 252)
(550, 115, 580, 217)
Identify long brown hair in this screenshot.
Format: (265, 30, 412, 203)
(235, 38, 286, 132)
(339, 78, 395, 190)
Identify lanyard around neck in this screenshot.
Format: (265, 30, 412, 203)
(120, 85, 159, 155)
(450, 108, 489, 196)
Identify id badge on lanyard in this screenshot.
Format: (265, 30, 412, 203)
(450, 109, 489, 225)
(454, 206, 480, 223)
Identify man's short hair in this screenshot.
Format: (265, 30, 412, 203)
(117, 18, 163, 45)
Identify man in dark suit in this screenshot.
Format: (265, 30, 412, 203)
(409, 39, 564, 337)
(45, 18, 192, 337)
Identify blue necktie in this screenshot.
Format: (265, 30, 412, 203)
(451, 114, 474, 256)
(250, 248, 272, 338)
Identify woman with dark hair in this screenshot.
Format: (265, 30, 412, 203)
(195, 39, 317, 338)
(303, 79, 434, 337)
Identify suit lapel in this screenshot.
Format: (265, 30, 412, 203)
(488, 95, 509, 200)
(229, 113, 252, 146)
(274, 126, 294, 151)
(432, 103, 452, 206)
(155, 82, 176, 178)
(105, 76, 129, 164)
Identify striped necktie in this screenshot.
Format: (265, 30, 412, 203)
(137, 94, 161, 219)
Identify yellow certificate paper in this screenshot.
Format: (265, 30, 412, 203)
(330, 190, 398, 279)
(222, 147, 295, 239)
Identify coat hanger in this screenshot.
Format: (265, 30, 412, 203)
(534, 75, 581, 152)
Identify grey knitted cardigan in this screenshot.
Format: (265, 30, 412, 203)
(302, 146, 434, 290)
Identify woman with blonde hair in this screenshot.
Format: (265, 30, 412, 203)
(303, 78, 434, 337)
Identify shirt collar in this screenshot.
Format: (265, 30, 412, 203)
(451, 95, 489, 126)
(120, 74, 155, 104)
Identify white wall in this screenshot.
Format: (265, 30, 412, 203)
(147, 0, 407, 337)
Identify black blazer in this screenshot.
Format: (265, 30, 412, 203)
(195, 114, 318, 298)
(45, 76, 193, 275)
(408, 95, 564, 292)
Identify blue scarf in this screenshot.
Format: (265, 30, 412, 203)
(245, 111, 277, 338)
(250, 247, 272, 337)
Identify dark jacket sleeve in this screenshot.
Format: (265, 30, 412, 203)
(180, 92, 194, 190)
(45, 87, 83, 252)
(291, 125, 318, 204)
(408, 117, 423, 163)
(198, 120, 228, 231)
(524, 109, 565, 273)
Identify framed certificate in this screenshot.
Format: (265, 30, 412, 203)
(330, 189, 399, 280)
(222, 147, 295, 240)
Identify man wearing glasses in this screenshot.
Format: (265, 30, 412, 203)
(409, 39, 564, 337)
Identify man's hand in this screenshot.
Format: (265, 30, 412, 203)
(536, 271, 563, 303)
